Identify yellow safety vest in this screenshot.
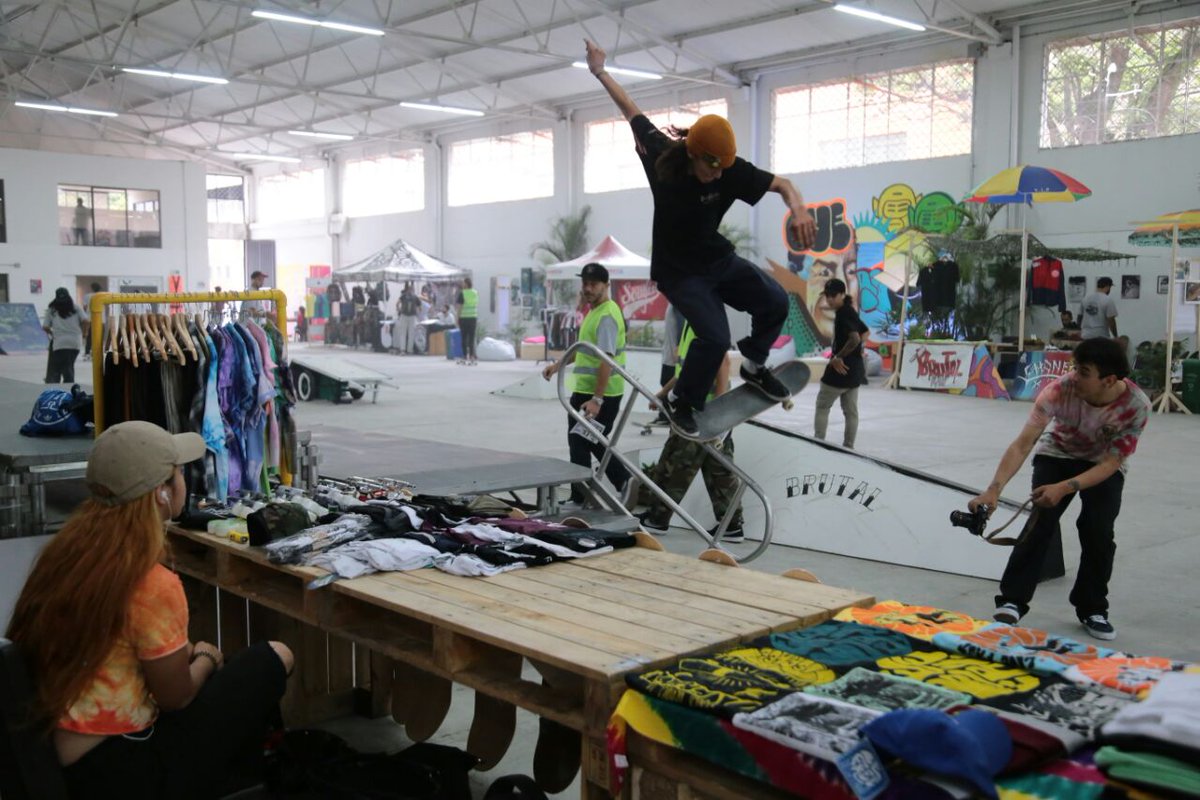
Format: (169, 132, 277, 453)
(460, 288, 478, 319)
(572, 299, 626, 397)
(675, 322, 718, 400)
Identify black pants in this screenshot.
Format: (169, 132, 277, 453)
(657, 253, 788, 410)
(64, 642, 288, 800)
(45, 348, 79, 383)
(459, 318, 477, 360)
(567, 392, 630, 503)
(996, 454, 1124, 619)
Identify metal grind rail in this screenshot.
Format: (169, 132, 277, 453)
(553, 340, 774, 564)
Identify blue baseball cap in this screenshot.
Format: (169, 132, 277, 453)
(863, 708, 1012, 798)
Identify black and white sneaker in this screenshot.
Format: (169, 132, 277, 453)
(993, 602, 1022, 625)
(662, 395, 699, 438)
(1080, 614, 1117, 641)
(739, 364, 790, 402)
(709, 523, 745, 544)
(637, 511, 669, 535)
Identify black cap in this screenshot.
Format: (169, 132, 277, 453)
(578, 263, 609, 283)
(250, 270, 267, 280)
(1097, 277, 1113, 288)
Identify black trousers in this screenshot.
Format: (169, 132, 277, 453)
(657, 253, 788, 410)
(996, 454, 1124, 619)
(64, 642, 287, 800)
(567, 392, 630, 503)
(459, 317, 477, 360)
(45, 348, 79, 383)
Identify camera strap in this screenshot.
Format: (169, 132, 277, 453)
(980, 499, 1037, 546)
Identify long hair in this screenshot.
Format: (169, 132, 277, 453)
(654, 125, 692, 184)
(5, 493, 168, 730)
(49, 292, 76, 319)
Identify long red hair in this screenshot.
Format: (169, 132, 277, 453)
(6, 493, 169, 729)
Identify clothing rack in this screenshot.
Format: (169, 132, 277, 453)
(88, 289, 288, 432)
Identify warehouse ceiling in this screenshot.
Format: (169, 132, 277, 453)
(0, 0, 1185, 168)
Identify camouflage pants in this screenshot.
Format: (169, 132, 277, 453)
(642, 433, 742, 528)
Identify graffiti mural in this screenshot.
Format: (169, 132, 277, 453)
(872, 184, 922, 233)
(909, 191, 964, 235)
(779, 199, 858, 348)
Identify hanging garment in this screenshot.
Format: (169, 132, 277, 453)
(1029, 256, 1067, 312)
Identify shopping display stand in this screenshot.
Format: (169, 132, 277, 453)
(88, 289, 289, 432)
(164, 523, 873, 796)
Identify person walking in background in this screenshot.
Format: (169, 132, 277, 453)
(585, 37, 816, 437)
(71, 197, 90, 245)
(456, 277, 479, 365)
(639, 322, 744, 543)
(542, 263, 632, 507)
(1080, 277, 1118, 340)
(211, 287, 226, 320)
(394, 282, 420, 354)
(81, 281, 103, 360)
(6, 421, 294, 797)
(813, 279, 869, 449)
(295, 306, 308, 342)
(240, 271, 270, 320)
(42, 288, 84, 383)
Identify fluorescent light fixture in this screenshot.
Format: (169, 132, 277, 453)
(833, 4, 926, 31)
(226, 153, 303, 163)
(122, 67, 229, 85)
(571, 61, 662, 80)
(399, 101, 484, 117)
(15, 101, 118, 117)
(251, 9, 384, 36)
(287, 129, 355, 141)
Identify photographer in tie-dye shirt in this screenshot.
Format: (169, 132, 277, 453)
(969, 338, 1150, 642)
(7, 421, 295, 798)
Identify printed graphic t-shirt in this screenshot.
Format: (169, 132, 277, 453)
(59, 564, 189, 735)
(1079, 291, 1117, 339)
(1028, 373, 1149, 470)
(821, 304, 869, 389)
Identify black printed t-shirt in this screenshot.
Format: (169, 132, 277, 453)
(630, 114, 774, 282)
(821, 304, 869, 389)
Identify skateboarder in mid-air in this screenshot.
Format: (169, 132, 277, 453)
(585, 39, 817, 438)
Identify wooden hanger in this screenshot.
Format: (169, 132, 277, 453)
(174, 313, 198, 361)
(125, 314, 138, 367)
(157, 313, 185, 363)
(138, 312, 163, 360)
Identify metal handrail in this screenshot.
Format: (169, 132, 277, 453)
(552, 340, 775, 563)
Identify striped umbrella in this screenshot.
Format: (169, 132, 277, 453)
(965, 165, 1092, 349)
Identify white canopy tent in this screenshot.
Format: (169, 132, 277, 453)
(544, 235, 650, 280)
(336, 238, 470, 282)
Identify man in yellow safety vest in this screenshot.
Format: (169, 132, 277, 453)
(542, 263, 632, 506)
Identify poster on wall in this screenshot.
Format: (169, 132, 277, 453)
(1067, 275, 1087, 303)
(1158, 275, 1169, 295)
(1121, 275, 1140, 300)
(1185, 281, 1200, 304)
(614, 279, 668, 321)
(898, 341, 974, 391)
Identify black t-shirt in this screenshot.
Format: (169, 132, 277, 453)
(630, 115, 774, 282)
(822, 304, 869, 388)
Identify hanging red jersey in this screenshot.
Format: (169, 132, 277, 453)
(1028, 256, 1066, 312)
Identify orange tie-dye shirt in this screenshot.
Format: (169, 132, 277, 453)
(58, 564, 189, 735)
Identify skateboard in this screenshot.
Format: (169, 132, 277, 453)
(674, 360, 810, 441)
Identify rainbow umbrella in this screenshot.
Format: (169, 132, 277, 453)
(1127, 210, 1200, 414)
(966, 165, 1092, 349)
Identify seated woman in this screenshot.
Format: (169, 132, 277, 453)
(6, 421, 294, 799)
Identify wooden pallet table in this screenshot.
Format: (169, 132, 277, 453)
(165, 525, 873, 798)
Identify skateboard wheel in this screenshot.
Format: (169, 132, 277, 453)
(782, 399, 794, 411)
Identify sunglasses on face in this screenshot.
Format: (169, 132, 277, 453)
(702, 154, 722, 169)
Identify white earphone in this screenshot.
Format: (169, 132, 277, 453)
(159, 489, 169, 502)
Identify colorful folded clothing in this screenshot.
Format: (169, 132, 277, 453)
(1100, 672, 1200, 754)
(836, 601, 991, 641)
(805, 667, 972, 712)
(983, 682, 1134, 740)
(1094, 745, 1200, 797)
(874, 650, 1044, 700)
(767, 620, 923, 669)
(995, 747, 1107, 800)
(931, 625, 1121, 676)
(627, 646, 836, 718)
(1064, 655, 1193, 697)
(733, 692, 881, 762)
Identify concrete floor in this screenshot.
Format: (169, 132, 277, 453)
(3, 344, 1198, 796)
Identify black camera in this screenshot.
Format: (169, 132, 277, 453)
(950, 506, 990, 537)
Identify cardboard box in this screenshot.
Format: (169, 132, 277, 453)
(427, 330, 446, 356)
(519, 341, 545, 360)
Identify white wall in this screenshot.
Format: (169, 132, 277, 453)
(0, 146, 208, 307)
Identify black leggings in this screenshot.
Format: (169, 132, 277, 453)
(45, 348, 79, 383)
(567, 392, 630, 502)
(459, 318, 477, 360)
(64, 642, 287, 800)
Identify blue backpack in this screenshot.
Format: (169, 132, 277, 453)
(19, 385, 93, 437)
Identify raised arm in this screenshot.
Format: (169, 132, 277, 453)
(585, 39, 642, 121)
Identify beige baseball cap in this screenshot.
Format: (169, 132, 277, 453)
(86, 421, 205, 506)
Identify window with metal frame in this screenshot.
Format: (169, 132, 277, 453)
(343, 151, 425, 217)
(255, 168, 326, 223)
(772, 60, 974, 174)
(447, 130, 554, 207)
(57, 184, 162, 248)
(1041, 17, 1200, 148)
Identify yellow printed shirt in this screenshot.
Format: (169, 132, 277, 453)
(835, 600, 991, 641)
(59, 564, 190, 735)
